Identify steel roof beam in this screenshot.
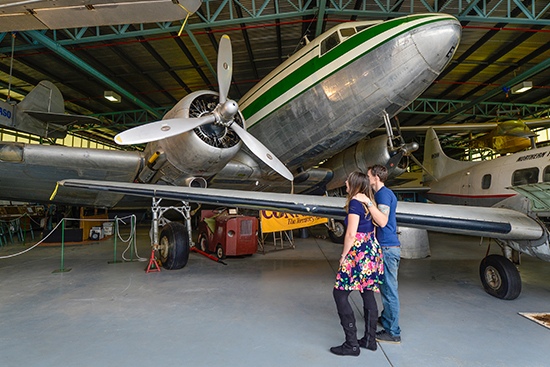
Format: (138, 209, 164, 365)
(433, 57, 550, 125)
(25, 30, 161, 119)
(2, 0, 549, 54)
(402, 99, 550, 120)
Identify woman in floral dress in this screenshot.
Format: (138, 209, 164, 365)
(330, 171, 384, 356)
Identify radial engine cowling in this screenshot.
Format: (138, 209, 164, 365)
(143, 91, 244, 186)
(323, 135, 409, 190)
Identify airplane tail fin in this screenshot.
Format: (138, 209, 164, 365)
(12, 81, 99, 139)
(422, 127, 477, 183)
(18, 80, 65, 114)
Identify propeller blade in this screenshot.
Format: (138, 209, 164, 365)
(231, 123, 293, 181)
(115, 115, 215, 145)
(217, 35, 232, 104)
(386, 151, 404, 170)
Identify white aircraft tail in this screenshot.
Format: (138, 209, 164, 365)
(422, 127, 477, 183)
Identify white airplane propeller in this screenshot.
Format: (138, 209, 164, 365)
(114, 115, 215, 145)
(217, 34, 232, 104)
(114, 35, 293, 181)
(231, 123, 294, 181)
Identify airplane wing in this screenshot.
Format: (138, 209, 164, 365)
(0, 0, 202, 32)
(58, 179, 545, 241)
(0, 142, 144, 207)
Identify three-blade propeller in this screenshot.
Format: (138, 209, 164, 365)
(114, 35, 293, 181)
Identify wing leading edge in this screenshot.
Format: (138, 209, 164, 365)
(58, 179, 545, 242)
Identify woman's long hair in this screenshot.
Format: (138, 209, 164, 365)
(345, 171, 376, 211)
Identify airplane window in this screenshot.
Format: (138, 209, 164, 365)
(340, 28, 356, 38)
(481, 174, 491, 189)
(512, 167, 539, 186)
(543, 166, 550, 182)
(321, 32, 341, 56)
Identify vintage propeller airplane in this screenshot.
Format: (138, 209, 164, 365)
(4, 12, 546, 301)
(3, 14, 464, 273)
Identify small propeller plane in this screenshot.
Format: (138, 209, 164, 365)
(2, 14, 468, 275)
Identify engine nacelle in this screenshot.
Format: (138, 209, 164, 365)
(144, 91, 244, 186)
(323, 135, 409, 190)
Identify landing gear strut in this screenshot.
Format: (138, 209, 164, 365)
(150, 197, 192, 270)
(326, 219, 345, 244)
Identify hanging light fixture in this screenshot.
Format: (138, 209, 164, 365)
(511, 81, 533, 94)
(104, 90, 121, 103)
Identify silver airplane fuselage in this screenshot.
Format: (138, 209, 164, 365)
(240, 13, 461, 173)
(150, 13, 461, 191)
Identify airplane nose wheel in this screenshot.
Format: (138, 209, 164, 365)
(479, 254, 521, 300)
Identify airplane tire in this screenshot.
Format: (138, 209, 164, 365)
(328, 221, 345, 244)
(197, 232, 209, 252)
(479, 254, 521, 300)
(159, 222, 190, 270)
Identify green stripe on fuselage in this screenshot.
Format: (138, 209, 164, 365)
(241, 14, 445, 125)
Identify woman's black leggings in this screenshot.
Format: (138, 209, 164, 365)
(333, 288, 377, 315)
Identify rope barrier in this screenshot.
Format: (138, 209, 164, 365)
(0, 220, 64, 259)
(117, 215, 147, 262)
(0, 214, 145, 264)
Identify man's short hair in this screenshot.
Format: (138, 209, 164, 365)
(369, 164, 388, 183)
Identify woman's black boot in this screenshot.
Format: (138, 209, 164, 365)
(358, 309, 378, 351)
(330, 313, 360, 356)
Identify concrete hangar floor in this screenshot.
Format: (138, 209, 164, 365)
(0, 225, 548, 367)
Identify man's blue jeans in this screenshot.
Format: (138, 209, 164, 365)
(380, 246, 401, 337)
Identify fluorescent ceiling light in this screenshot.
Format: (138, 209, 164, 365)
(511, 81, 532, 94)
(104, 90, 121, 103)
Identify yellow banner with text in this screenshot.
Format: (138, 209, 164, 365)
(260, 211, 328, 233)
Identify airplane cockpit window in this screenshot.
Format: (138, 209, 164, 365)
(512, 167, 539, 186)
(320, 32, 341, 56)
(543, 166, 550, 182)
(340, 28, 356, 38)
(481, 174, 491, 189)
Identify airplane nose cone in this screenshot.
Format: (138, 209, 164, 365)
(412, 16, 462, 73)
